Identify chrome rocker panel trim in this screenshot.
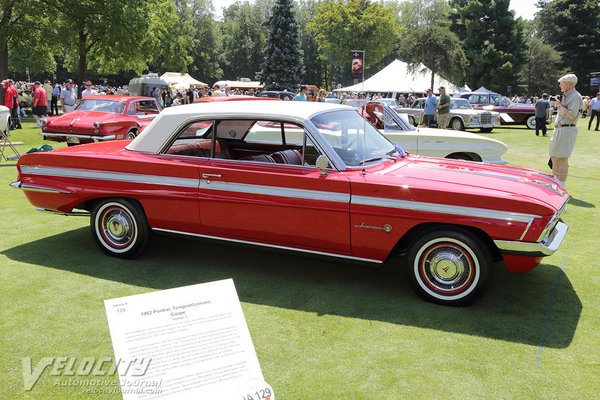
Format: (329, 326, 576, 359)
(153, 227, 383, 264)
(40, 132, 116, 141)
(494, 221, 568, 257)
(36, 208, 90, 216)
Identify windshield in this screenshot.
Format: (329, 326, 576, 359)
(451, 99, 472, 109)
(310, 110, 397, 167)
(75, 99, 126, 113)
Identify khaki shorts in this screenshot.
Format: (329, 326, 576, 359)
(437, 113, 451, 129)
(549, 126, 578, 158)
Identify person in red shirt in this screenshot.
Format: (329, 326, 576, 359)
(32, 81, 48, 128)
(3, 79, 20, 129)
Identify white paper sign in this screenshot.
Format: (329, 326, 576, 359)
(104, 279, 268, 400)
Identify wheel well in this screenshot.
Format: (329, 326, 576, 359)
(390, 222, 501, 261)
(446, 152, 482, 162)
(78, 197, 146, 215)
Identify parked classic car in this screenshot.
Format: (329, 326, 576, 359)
(257, 91, 295, 101)
(459, 92, 538, 129)
(12, 101, 569, 305)
(0, 105, 9, 135)
(363, 102, 507, 163)
(40, 95, 162, 145)
(396, 97, 502, 132)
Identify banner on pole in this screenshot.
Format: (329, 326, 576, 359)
(351, 50, 364, 77)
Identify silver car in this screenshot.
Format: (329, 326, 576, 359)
(396, 97, 502, 133)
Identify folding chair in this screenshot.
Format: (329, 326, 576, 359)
(1, 125, 21, 161)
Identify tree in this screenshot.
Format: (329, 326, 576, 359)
(296, 0, 323, 87)
(221, 1, 266, 81)
(397, 0, 452, 30)
(308, 0, 401, 86)
(535, 0, 600, 94)
(396, 0, 465, 89)
(42, 0, 180, 84)
(449, 0, 526, 94)
(519, 21, 564, 95)
(400, 26, 467, 90)
(260, 0, 304, 90)
(0, 0, 57, 79)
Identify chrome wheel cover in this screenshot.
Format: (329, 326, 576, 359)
(414, 237, 479, 300)
(95, 202, 138, 253)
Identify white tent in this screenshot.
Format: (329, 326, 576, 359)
(334, 59, 470, 94)
(160, 72, 208, 89)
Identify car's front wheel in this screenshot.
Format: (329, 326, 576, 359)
(480, 127, 493, 133)
(91, 199, 151, 258)
(526, 115, 536, 129)
(406, 229, 491, 305)
(450, 117, 465, 131)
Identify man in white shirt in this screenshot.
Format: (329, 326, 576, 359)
(60, 79, 78, 113)
(81, 81, 98, 98)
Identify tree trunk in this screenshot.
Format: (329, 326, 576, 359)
(77, 28, 88, 87)
(430, 70, 435, 92)
(0, 40, 8, 79)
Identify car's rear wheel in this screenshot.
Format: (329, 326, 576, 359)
(526, 115, 536, 129)
(406, 229, 491, 305)
(91, 199, 151, 258)
(450, 117, 465, 131)
(125, 129, 137, 140)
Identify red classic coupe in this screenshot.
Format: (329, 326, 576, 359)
(40, 95, 162, 145)
(12, 101, 569, 305)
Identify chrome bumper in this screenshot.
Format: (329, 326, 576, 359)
(494, 221, 568, 257)
(40, 132, 116, 141)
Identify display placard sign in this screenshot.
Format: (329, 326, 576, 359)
(104, 279, 271, 400)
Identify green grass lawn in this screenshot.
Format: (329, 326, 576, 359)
(1, 118, 599, 399)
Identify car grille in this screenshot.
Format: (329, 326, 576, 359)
(479, 112, 492, 124)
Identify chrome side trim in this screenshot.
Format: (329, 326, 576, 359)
(200, 180, 350, 204)
(153, 228, 382, 264)
(40, 132, 116, 141)
(20, 166, 199, 189)
(11, 180, 72, 194)
(36, 208, 90, 216)
(494, 221, 568, 257)
(352, 195, 539, 224)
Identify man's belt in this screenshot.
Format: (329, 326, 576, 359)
(556, 124, 576, 127)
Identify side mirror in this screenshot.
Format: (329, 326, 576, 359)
(315, 155, 329, 176)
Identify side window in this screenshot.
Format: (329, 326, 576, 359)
(468, 95, 478, 104)
(164, 120, 215, 158)
(490, 94, 502, 106)
(128, 100, 160, 116)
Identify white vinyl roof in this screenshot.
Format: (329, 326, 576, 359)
(127, 101, 351, 153)
(335, 59, 470, 94)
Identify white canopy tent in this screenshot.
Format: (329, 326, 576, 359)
(160, 72, 208, 89)
(334, 59, 470, 94)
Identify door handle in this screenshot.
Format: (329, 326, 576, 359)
(202, 173, 222, 179)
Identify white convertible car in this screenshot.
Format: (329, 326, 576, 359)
(364, 102, 508, 164)
(0, 105, 9, 135)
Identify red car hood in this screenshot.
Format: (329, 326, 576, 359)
(359, 155, 567, 213)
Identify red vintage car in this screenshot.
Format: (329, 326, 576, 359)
(12, 101, 569, 305)
(40, 95, 162, 145)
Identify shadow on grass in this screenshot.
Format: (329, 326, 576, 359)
(3, 228, 581, 349)
(568, 197, 595, 208)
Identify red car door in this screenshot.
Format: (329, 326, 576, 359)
(196, 119, 352, 255)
